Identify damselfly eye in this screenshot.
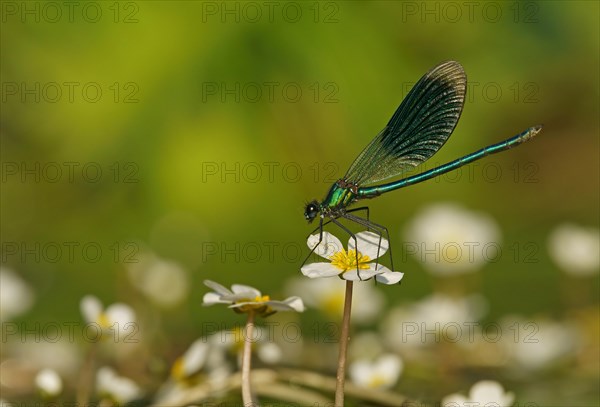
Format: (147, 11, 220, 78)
(304, 201, 319, 223)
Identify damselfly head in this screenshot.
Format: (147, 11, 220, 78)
(304, 200, 320, 223)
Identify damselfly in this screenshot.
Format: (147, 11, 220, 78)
(303, 60, 542, 275)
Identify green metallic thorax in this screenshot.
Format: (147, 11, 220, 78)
(320, 180, 358, 212)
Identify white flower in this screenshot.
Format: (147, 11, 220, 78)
(382, 294, 486, 351)
(349, 332, 385, 361)
(171, 339, 210, 380)
(35, 369, 62, 397)
(442, 380, 514, 406)
(257, 342, 283, 364)
(286, 277, 385, 324)
(209, 326, 283, 366)
(127, 251, 189, 307)
(301, 231, 404, 284)
(349, 354, 402, 390)
(548, 223, 599, 276)
(5, 340, 80, 377)
(80, 295, 136, 340)
(203, 280, 304, 316)
(96, 367, 141, 404)
(0, 267, 34, 322)
(500, 317, 578, 370)
(404, 203, 501, 275)
(154, 338, 230, 404)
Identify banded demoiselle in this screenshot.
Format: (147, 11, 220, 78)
(303, 60, 542, 274)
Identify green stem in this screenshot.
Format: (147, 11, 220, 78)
(335, 280, 354, 407)
(242, 310, 256, 406)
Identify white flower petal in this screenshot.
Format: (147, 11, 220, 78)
(469, 380, 514, 406)
(376, 270, 404, 285)
(203, 280, 233, 296)
(375, 354, 403, 382)
(105, 303, 136, 327)
(341, 267, 381, 281)
(35, 369, 63, 396)
(404, 203, 501, 275)
(231, 284, 261, 297)
(0, 268, 34, 322)
(182, 340, 209, 375)
(227, 302, 244, 308)
(369, 264, 392, 273)
(228, 301, 260, 309)
(96, 367, 141, 403)
(281, 296, 305, 312)
(202, 292, 230, 305)
(266, 297, 305, 313)
(301, 262, 342, 278)
(349, 354, 402, 389)
(257, 342, 282, 364)
(548, 223, 600, 276)
(80, 295, 102, 324)
(349, 231, 389, 259)
(307, 232, 344, 259)
(349, 360, 372, 387)
(221, 292, 262, 302)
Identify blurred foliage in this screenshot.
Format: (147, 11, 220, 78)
(1, 0, 598, 405)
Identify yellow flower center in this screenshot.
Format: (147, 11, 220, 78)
(171, 357, 185, 380)
(368, 374, 388, 388)
(330, 249, 371, 272)
(322, 292, 344, 316)
(97, 312, 110, 329)
(235, 295, 272, 314)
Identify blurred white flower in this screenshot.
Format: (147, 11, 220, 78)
(171, 339, 210, 381)
(286, 277, 385, 324)
(80, 295, 136, 340)
(548, 223, 599, 276)
(0, 267, 34, 321)
(203, 280, 304, 316)
(404, 203, 501, 275)
(501, 317, 578, 370)
(442, 380, 514, 406)
(96, 367, 141, 404)
(155, 337, 230, 405)
(302, 231, 404, 284)
(382, 294, 486, 351)
(4, 340, 80, 380)
(257, 342, 283, 364)
(127, 251, 189, 307)
(349, 331, 385, 361)
(35, 368, 62, 398)
(349, 354, 402, 390)
(209, 326, 283, 366)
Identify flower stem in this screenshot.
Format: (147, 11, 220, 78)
(335, 280, 354, 407)
(76, 341, 97, 406)
(242, 310, 256, 406)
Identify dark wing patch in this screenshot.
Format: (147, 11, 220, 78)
(344, 61, 466, 185)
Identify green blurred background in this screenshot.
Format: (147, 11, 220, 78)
(1, 1, 598, 405)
